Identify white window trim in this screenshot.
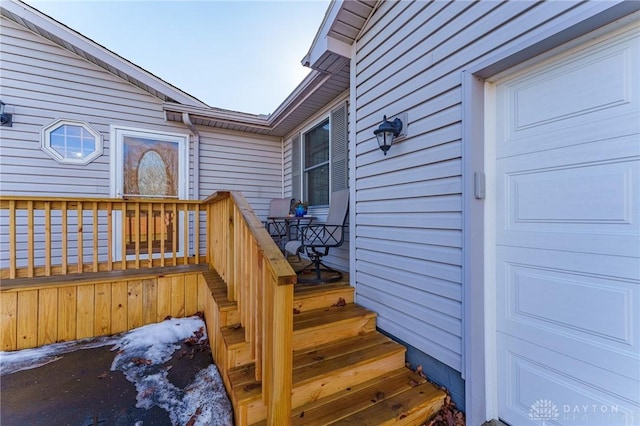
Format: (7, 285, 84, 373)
(109, 125, 189, 199)
(109, 125, 190, 261)
(302, 117, 331, 208)
(293, 101, 348, 212)
(41, 119, 103, 165)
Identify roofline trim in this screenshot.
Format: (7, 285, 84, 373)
(163, 69, 334, 134)
(3, 0, 209, 108)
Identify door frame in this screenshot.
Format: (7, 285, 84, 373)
(109, 125, 190, 261)
(461, 7, 640, 425)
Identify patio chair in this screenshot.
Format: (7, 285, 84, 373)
(285, 189, 349, 284)
(265, 197, 295, 249)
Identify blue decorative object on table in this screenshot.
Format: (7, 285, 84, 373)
(295, 204, 305, 217)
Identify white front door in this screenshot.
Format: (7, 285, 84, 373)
(492, 24, 640, 425)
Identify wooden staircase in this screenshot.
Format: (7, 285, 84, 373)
(203, 272, 446, 425)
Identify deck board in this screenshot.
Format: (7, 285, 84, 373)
(0, 264, 210, 291)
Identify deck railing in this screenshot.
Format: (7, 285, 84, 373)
(204, 191, 296, 425)
(0, 192, 297, 425)
(0, 196, 205, 279)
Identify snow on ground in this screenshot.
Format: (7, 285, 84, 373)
(0, 316, 233, 426)
(0, 334, 116, 375)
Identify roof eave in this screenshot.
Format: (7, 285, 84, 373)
(2, 0, 209, 108)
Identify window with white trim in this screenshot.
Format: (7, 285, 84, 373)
(41, 119, 103, 164)
(304, 119, 330, 206)
(291, 103, 348, 208)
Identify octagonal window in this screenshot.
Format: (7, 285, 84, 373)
(42, 119, 103, 164)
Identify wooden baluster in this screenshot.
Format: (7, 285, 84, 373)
(194, 204, 200, 264)
(107, 203, 113, 271)
(93, 201, 98, 272)
(183, 203, 188, 265)
(61, 201, 68, 275)
(44, 201, 51, 276)
(227, 199, 235, 301)
(147, 202, 152, 268)
(9, 200, 16, 279)
(171, 202, 177, 265)
(254, 253, 263, 381)
(27, 200, 34, 277)
(120, 202, 126, 270)
(160, 203, 166, 267)
(248, 237, 257, 359)
(134, 202, 140, 269)
(77, 201, 83, 273)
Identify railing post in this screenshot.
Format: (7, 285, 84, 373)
(266, 276, 293, 425)
(226, 197, 235, 302)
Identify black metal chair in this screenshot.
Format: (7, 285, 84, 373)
(265, 197, 295, 249)
(285, 189, 349, 284)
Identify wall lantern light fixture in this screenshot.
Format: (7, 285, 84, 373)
(373, 114, 406, 155)
(0, 100, 13, 127)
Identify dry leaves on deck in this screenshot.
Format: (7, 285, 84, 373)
(423, 395, 465, 426)
(410, 364, 465, 426)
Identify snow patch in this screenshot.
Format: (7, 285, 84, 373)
(0, 335, 116, 375)
(110, 316, 233, 425)
(1, 316, 233, 425)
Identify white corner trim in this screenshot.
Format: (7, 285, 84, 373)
(348, 41, 357, 300)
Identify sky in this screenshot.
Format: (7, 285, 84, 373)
(23, 0, 332, 115)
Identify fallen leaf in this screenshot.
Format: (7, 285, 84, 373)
(333, 298, 347, 307)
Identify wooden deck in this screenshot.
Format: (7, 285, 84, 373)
(0, 192, 446, 425)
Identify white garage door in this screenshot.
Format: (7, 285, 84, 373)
(494, 24, 640, 425)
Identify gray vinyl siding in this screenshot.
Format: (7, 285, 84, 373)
(0, 17, 186, 197)
(0, 16, 282, 266)
(198, 128, 283, 215)
(353, 0, 595, 372)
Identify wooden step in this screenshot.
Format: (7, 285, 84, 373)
(220, 303, 376, 362)
(219, 324, 252, 370)
(200, 270, 239, 326)
(293, 304, 376, 350)
(252, 367, 447, 425)
(230, 331, 407, 425)
(293, 282, 354, 313)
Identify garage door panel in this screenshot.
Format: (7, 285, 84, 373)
(501, 158, 637, 223)
(496, 245, 640, 282)
(496, 230, 638, 258)
(496, 29, 639, 158)
(496, 248, 640, 378)
(496, 138, 639, 257)
(497, 109, 640, 160)
(498, 336, 639, 425)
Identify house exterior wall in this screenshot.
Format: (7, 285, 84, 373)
(283, 91, 350, 272)
(351, 0, 633, 411)
(198, 127, 282, 215)
(0, 16, 282, 264)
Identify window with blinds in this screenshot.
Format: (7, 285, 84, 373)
(304, 119, 329, 206)
(291, 102, 348, 208)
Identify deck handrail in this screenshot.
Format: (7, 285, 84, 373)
(0, 196, 204, 280)
(0, 192, 297, 425)
(203, 191, 296, 425)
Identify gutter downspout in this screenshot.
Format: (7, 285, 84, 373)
(182, 112, 200, 258)
(182, 112, 200, 201)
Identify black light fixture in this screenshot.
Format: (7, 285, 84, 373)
(0, 100, 12, 127)
(373, 115, 403, 155)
